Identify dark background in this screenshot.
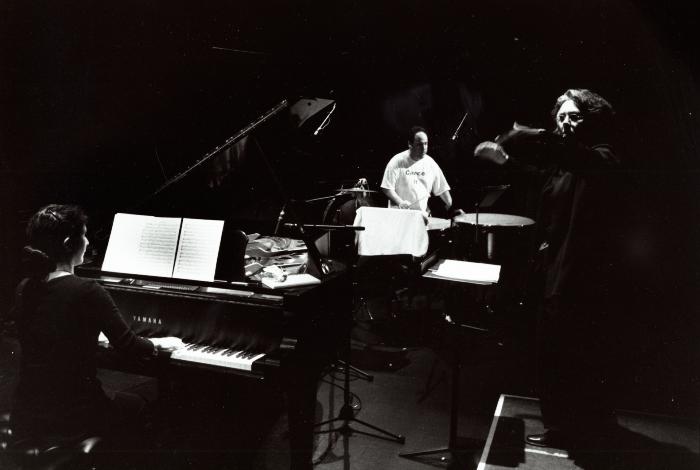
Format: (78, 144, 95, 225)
(1, 1, 698, 418)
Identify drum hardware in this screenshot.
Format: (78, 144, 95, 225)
(476, 185, 508, 259)
(304, 193, 347, 203)
(335, 188, 379, 194)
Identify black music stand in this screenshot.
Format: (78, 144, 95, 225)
(399, 261, 498, 466)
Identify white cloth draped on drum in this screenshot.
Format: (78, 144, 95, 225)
(353, 207, 429, 257)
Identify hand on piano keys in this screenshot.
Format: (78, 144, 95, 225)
(97, 332, 185, 353)
(150, 336, 186, 352)
(98, 331, 110, 348)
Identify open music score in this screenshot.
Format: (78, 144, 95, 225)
(173, 218, 225, 280)
(102, 213, 224, 282)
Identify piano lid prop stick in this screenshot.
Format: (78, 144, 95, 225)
(313, 103, 337, 136)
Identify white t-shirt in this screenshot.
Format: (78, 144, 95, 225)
(380, 150, 450, 212)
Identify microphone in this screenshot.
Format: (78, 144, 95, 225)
(313, 103, 337, 136)
(451, 110, 470, 141)
(274, 205, 286, 235)
(356, 178, 367, 187)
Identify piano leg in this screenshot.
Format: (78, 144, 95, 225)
(285, 354, 319, 470)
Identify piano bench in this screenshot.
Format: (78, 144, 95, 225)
(0, 412, 103, 470)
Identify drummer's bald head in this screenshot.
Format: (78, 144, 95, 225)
(407, 126, 429, 160)
(408, 126, 428, 144)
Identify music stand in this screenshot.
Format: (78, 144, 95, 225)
(399, 259, 498, 466)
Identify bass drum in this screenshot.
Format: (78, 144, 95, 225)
(322, 192, 377, 225)
(320, 193, 379, 260)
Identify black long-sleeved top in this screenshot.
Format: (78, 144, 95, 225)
(11, 275, 154, 441)
(499, 130, 620, 302)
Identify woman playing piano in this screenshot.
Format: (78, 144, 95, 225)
(9, 204, 184, 451)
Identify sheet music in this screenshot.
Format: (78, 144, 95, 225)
(431, 259, 501, 284)
(261, 273, 320, 289)
(172, 218, 224, 282)
(102, 213, 181, 277)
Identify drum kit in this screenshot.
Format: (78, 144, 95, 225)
(306, 179, 379, 226)
(308, 179, 535, 350)
(306, 178, 536, 263)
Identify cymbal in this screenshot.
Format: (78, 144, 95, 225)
(453, 213, 535, 227)
(336, 188, 379, 194)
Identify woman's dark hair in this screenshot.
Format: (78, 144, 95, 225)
(23, 204, 88, 279)
(551, 89, 615, 141)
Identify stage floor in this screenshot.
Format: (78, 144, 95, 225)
(478, 394, 700, 470)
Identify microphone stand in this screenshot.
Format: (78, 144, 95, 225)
(451, 108, 479, 142)
(274, 202, 287, 235)
(306, 199, 404, 444)
(451, 110, 470, 141)
(313, 224, 406, 445)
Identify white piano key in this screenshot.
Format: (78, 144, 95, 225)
(170, 343, 265, 371)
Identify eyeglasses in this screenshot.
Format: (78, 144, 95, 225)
(557, 112, 583, 124)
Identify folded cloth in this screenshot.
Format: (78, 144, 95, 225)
(353, 207, 428, 257)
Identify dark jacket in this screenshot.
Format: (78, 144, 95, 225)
(11, 275, 154, 443)
(499, 128, 620, 303)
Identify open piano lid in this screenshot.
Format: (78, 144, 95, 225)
(85, 97, 338, 283)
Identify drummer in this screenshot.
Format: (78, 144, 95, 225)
(380, 126, 461, 219)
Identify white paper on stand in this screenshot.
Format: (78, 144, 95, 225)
(172, 218, 224, 281)
(102, 213, 224, 282)
(431, 259, 501, 284)
(102, 214, 181, 278)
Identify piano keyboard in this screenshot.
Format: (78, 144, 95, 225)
(97, 333, 265, 372)
(139, 281, 199, 291)
(170, 343, 265, 372)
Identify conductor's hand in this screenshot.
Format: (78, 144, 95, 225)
(474, 141, 509, 165)
(151, 337, 185, 352)
(398, 200, 412, 209)
(493, 122, 549, 147)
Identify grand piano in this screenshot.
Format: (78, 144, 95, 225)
(76, 99, 352, 470)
